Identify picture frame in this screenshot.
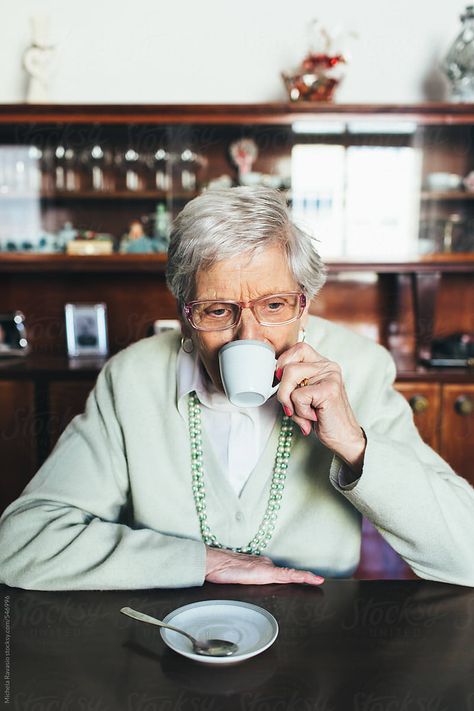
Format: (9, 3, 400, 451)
(0, 311, 29, 357)
(64, 303, 108, 357)
(153, 318, 181, 335)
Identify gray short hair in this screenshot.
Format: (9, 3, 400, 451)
(166, 186, 327, 308)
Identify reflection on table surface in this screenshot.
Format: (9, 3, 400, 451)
(2, 580, 473, 710)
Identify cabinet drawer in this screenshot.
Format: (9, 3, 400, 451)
(440, 384, 474, 485)
(395, 382, 441, 451)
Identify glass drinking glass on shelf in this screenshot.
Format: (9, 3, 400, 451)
(115, 146, 147, 191)
(90, 145, 105, 191)
(81, 144, 114, 192)
(0, 148, 14, 194)
(39, 146, 55, 194)
(26, 146, 43, 192)
(179, 149, 196, 192)
(178, 149, 207, 192)
(54, 145, 80, 191)
(13, 147, 28, 193)
(442, 213, 467, 252)
(152, 148, 171, 192)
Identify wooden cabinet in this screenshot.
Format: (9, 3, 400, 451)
(0, 381, 37, 510)
(395, 381, 474, 484)
(357, 379, 472, 581)
(0, 104, 472, 579)
(0, 360, 99, 512)
(48, 380, 96, 449)
(440, 384, 474, 481)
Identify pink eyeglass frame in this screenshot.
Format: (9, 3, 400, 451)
(183, 292, 307, 331)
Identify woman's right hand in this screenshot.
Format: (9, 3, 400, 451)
(205, 546, 324, 586)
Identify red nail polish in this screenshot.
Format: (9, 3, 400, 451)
(300, 425, 308, 436)
(283, 405, 292, 417)
(275, 368, 283, 381)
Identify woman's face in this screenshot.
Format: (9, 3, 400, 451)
(185, 245, 309, 391)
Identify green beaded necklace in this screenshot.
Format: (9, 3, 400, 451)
(187, 391, 294, 555)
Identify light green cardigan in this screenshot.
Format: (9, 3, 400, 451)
(1, 316, 473, 589)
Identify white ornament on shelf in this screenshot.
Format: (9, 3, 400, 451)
(22, 15, 56, 103)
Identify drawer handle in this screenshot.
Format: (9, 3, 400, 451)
(409, 395, 429, 413)
(454, 395, 474, 416)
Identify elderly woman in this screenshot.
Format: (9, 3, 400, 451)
(0, 187, 473, 590)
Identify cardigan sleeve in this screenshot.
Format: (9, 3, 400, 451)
(329, 349, 474, 587)
(0, 363, 206, 590)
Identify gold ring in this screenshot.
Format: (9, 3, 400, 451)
(297, 378, 309, 388)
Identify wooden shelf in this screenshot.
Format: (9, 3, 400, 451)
(0, 352, 471, 383)
(0, 191, 197, 201)
(391, 349, 474, 382)
(421, 191, 474, 200)
(2, 102, 474, 125)
(0, 355, 107, 379)
(0, 253, 168, 273)
(3, 189, 474, 203)
(326, 254, 474, 273)
(0, 253, 473, 274)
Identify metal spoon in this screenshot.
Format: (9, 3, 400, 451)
(120, 606, 238, 657)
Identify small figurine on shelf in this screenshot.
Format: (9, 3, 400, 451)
(56, 221, 77, 251)
(37, 232, 58, 253)
(120, 219, 156, 254)
(22, 14, 56, 103)
(228, 138, 287, 190)
(443, 5, 474, 102)
(281, 19, 356, 102)
(152, 203, 171, 253)
(229, 138, 258, 184)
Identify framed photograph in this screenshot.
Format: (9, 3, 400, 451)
(64, 303, 108, 357)
(153, 319, 181, 335)
(0, 311, 29, 357)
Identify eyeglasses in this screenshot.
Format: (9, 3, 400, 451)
(183, 292, 306, 332)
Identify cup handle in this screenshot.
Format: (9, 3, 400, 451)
(268, 383, 280, 399)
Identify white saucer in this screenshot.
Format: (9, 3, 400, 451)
(160, 600, 278, 665)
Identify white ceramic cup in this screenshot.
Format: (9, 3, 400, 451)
(218, 339, 278, 407)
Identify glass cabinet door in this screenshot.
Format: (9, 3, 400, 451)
(1, 113, 473, 259)
(0, 123, 175, 254)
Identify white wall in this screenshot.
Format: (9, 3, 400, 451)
(0, 0, 467, 104)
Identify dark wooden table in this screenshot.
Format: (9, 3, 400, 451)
(1, 580, 473, 710)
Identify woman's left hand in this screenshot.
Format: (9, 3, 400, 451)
(276, 342, 366, 474)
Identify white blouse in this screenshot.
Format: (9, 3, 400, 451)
(177, 347, 280, 497)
